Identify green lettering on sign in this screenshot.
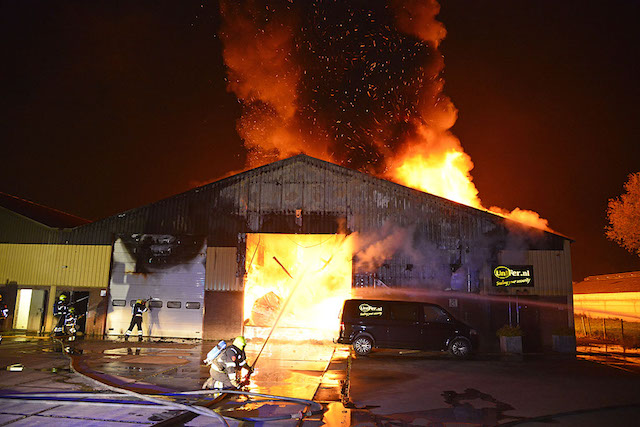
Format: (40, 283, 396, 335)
(492, 265, 534, 287)
(359, 303, 383, 317)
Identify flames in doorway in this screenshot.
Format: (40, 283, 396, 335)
(243, 233, 353, 339)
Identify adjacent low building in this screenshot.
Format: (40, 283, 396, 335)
(0, 155, 574, 351)
(573, 271, 640, 322)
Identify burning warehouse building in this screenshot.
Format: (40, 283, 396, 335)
(0, 155, 573, 351)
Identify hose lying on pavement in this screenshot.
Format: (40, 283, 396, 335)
(0, 390, 323, 423)
(1, 337, 323, 424)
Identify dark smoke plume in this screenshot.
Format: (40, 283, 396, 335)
(218, 0, 551, 231)
(219, 0, 448, 173)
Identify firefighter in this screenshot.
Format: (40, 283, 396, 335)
(53, 294, 69, 335)
(64, 307, 83, 341)
(203, 336, 251, 390)
(125, 299, 147, 342)
(0, 293, 9, 344)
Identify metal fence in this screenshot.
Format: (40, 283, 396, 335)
(575, 314, 640, 348)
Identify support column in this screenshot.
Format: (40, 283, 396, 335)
(44, 285, 56, 333)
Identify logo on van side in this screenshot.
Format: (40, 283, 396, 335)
(359, 303, 383, 317)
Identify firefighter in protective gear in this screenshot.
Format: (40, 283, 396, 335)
(125, 299, 147, 342)
(202, 336, 250, 390)
(0, 294, 9, 344)
(64, 307, 82, 341)
(53, 294, 69, 335)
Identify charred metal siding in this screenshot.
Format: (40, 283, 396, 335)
(7, 155, 570, 294)
(63, 155, 565, 251)
(205, 247, 239, 291)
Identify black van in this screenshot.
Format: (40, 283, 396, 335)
(336, 299, 478, 358)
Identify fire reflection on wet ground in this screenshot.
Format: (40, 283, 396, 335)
(245, 340, 337, 400)
(63, 338, 349, 424)
(72, 339, 339, 398)
(577, 344, 640, 373)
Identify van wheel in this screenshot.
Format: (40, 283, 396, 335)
(353, 336, 373, 356)
(448, 337, 471, 358)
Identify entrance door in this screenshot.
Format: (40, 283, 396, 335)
(14, 289, 32, 330)
(14, 289, 46, 332)
(26, 290, 46, 332)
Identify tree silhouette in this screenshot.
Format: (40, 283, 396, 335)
(606, 172, 640, 256)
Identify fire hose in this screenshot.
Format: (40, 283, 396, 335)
(34, 336, 323, 425)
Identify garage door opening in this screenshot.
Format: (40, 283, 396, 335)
(243, 233, 353, 341)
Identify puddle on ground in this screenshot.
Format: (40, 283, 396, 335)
(348, 388, 525, 426)
(103, 347, 156, 355)
(38, 366, 72, 374)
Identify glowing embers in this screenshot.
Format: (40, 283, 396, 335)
(243, 233, 352, 339)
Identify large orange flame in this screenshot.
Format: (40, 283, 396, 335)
(389, 124, 552, 231)
(392, 149, 481, 209)
(243, 233, 353, 340)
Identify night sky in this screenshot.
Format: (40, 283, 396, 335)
(1, 1, 639, 281)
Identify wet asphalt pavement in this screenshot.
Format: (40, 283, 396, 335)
(0, 336, 349, 426)
(348, 348, 640, 426)
(1, 336, 640, 426)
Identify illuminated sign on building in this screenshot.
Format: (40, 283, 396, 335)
(492, 265, 534, 287)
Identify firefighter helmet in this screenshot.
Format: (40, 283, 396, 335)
(68, 307, 75, 314)
(233, 336, 247, 350)
(59, 294, 67, 301)
(136, 299, 143, 304)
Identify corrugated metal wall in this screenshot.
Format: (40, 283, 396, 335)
(205, 247, 239, 291)
(526, 241, 573, 296)
(0, 244, 111, 287)
(498, 240, 573, 296)
(58, 155, 545, 248)
(2, 155, 572, 296)
(574, 291, 640, 322)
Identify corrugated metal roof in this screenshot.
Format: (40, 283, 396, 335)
(55, 154, 568, 249)
(0, 192, 89, 228)
(0, 155, 573, 296)
(574, 271, 640, 294)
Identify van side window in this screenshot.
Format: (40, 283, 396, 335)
(424, 305, 450, 323)
(390, 304, 418, 322)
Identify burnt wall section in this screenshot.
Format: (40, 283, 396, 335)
(57, 154, 565, 249)
(6, 154, 569, 299)
(204, 290, 244, 340)
(0, 155, 573, 341)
